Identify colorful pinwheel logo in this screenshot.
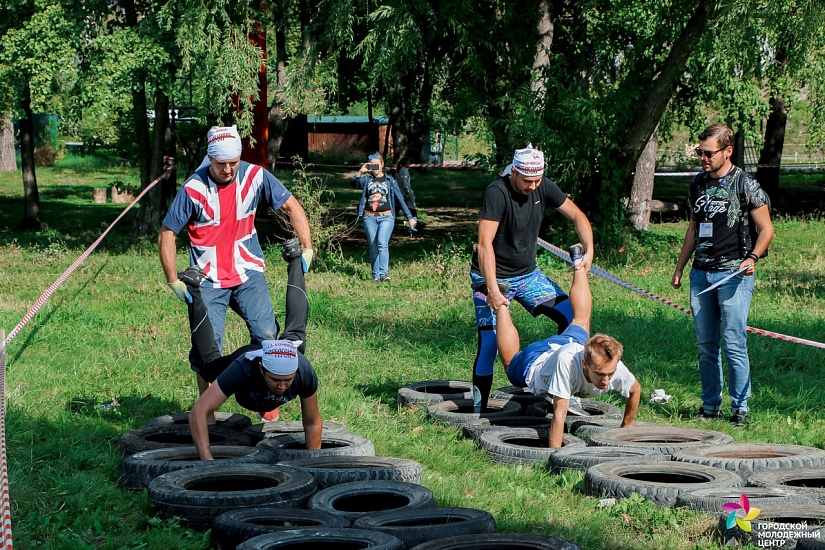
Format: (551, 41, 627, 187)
(723, 494, 761, 532)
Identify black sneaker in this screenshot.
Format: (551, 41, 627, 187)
(566, 399, 590, 417)
(698, 406, 720, 420)
(380, 274, 391, 282)
(282, 237, 302, 262)
(177, 266, 205, 288)
(730, 410, 750, 426)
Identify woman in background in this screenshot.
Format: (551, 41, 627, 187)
(351, 153, 417, 281)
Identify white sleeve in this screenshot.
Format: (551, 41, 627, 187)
(609, 361, 637, 398)
(545, 348, 577, 400)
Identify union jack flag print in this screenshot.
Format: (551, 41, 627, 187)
(184, 164, 268, 288)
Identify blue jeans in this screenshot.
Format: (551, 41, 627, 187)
(689, 268, 755, 414)
(193, 270, 279, 366)
(363, 214, 395, 279)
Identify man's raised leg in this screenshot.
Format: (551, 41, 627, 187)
(495, 305, 521, 372)
(279, 238, 308, 354)
(567, 256, 592, 335)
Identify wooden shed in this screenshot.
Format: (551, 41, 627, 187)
(307, 115, 391, 157)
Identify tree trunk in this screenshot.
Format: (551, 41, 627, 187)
(755, 95, 786, 199)
(627, 124, 659, 230)
(0, 116, 16, 172)
(19, 83, 41, 230)
(131, 90, 171, 240)
(531, 0, 553, 95)
(267, 7, 291, 168)
(131, 81, 151, 190)
(618, 0, 724, 182)
(731, 121, 745, 169)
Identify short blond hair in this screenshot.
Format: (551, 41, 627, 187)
(583, 334, 623, 367)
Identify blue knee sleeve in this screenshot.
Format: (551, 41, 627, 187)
(473, 329, 498, 376)
(553, 299, 574, 325)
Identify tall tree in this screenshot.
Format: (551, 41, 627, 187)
(0, 0, 77, 229)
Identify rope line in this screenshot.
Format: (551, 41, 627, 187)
(2, 165, 175, 349)
(536, 238, 825, 349)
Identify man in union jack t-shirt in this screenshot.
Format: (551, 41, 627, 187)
(159, 125, 312, 398)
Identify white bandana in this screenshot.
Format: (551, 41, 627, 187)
(512, 144, 545, 176)
(206, 125, 242, 161)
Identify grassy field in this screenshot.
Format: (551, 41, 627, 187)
(1, 155, 824, 549)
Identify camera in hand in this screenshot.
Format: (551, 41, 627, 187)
(368, 163, 379, 170)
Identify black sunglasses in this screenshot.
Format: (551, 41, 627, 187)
(695, 147, 726, 159)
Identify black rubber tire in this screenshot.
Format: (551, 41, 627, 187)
(238, 528, 403, 549)
(117, 445, 275, 491)
(524, 398, 623, 426)
(147, 464, 317, 530)
(397, 380, 474, 408)
(427, 399, 523, 427)
(145, 411, 252, 432)
(490, 386, 547, 407)
(277, 456, 423, 489)
(211, 508, 351, 550)
(798, 536, 825, 549)
(118, 425, 254, 456)
(405, 533, 582, 549)
(548, 446, 667, 473)
(307, 480, 436, 521)
(568, 420, 663, 443)
(587, 425, 733, 456)
(244, 420, 347, 444)
(461, 416, 552, 442)
(256, 432, 375, 461)
(675, 486, 819, 512)
(583, 460, 744, 507)
(352, 507, 497, 549)
(716, 504, 825, 548)
(672, 443, 825, 476)
(748, 468, 825, 504)
(476, 428, 585, 465)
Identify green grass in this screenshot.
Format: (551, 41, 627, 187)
(1, 157, 825, 548)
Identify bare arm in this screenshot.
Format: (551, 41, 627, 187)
(300, 393, 323, 450)
(556, 199, 595, 272)
(280, 196, 312, 251)
(549, 396, 569, 448)
(620, 380, 642, 428)
(738, 205, 774, 276)
(671, 220, 696, 289)
(189, 382, 231, 460)
(477, 218, 508, 312)
(159, 226, 181, 284)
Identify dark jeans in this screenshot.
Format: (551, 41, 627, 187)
(187, 257, 308, 383)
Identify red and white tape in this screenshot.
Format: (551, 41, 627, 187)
(1, 335, 11, 549)
(537, 238, 825, 350)
(0, 165, 175, 547)
(2, 166, 175, 349)
(272, 160, 484, 170)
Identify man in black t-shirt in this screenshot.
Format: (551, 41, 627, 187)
(186, 241, 323, 459)
(470, 144, 595, 408)
(671, 124, 773, 426)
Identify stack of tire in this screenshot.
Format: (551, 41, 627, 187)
(118, 411, 537, 549)
(400, 380, 618, 466)
(580, 426, 825, 547)
(400, 380, 825, 548)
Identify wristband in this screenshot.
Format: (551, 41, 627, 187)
(747, 253, 759, 263)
